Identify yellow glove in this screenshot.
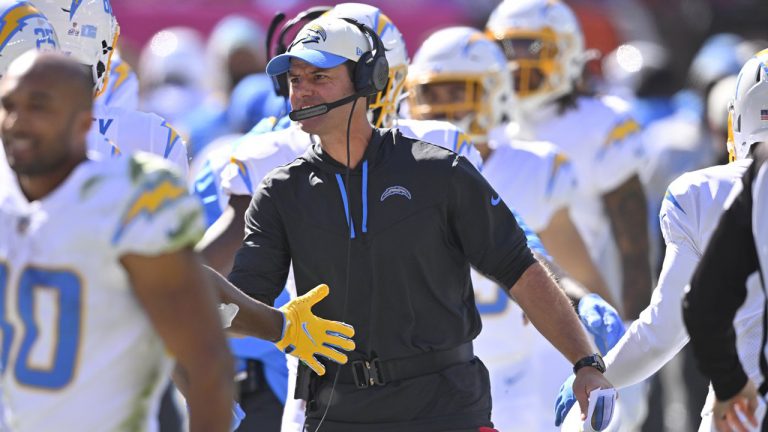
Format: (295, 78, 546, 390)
(275, 284, 355, 375)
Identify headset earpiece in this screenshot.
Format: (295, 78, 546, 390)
(341, 18, 389, 97)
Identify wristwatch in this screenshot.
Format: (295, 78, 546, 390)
(573, 353, 606, 374)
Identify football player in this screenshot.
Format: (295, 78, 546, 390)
(0, 50, 234, 432)
(557, 49, 768, 432)
(32, 0, 190, 178)
(487, 0, 652, 321)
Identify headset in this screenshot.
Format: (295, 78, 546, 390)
(266, 10, 389, 121)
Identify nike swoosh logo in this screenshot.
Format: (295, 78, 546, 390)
(302, 322, 318, 346)
(491, 195, 501, 206)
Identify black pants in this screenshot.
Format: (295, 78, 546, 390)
(235, 359, 283, 432)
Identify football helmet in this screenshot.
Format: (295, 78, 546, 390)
(406, 27, 512, 143)
(138, 26, 207, 92)
(32, 0, 119, 97)
(729, 49, 768, 161)
(486, 0, 585, 112)
(324, 3, 408, 128)
(0, 0, 59, 78)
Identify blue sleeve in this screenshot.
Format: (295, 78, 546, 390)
(512, 210, 551, 261)
(192, 159, 224, 228)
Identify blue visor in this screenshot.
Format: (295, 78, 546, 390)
(266, 50, 349, 76)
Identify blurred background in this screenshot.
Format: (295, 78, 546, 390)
(112, 0, 768, 159)
(108, 1, 768, 430)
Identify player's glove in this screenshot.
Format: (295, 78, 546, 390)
(578, 293, 625, 354)
(554, 374, 576, 427)
(274, 284, 355, 376)
(230, 401, 245, 431)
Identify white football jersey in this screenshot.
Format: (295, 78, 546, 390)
(1, 147, 26, 210)
(754, 161, 768, 302)
(604, 161, 762, 392)
(190, 134, 242, 226)
(0, 154, 204, 432)
(521, 94, 645, 303)
(392, 119, 484, 170)
(221, 124, 312, 198)
(483, 132, 577, 232)
(88, 104, 189, 179)
(95, 53, 140, 110)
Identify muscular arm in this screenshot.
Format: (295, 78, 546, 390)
(122, 248, 233, 432)
(538, 207, 617, 309)
(602, 174, 652, 319)
(510, 262, 595, 363)
(197, 194, 251, 274)
(531, 250, 588, 309)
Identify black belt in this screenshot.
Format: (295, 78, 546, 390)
(330, 342, 474, 389)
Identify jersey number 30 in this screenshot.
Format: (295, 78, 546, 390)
(0, 263, 81, 390)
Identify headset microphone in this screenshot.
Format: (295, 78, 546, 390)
(288, 92, 363, 121)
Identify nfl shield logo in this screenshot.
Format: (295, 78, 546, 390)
(761, 109, 768, 121)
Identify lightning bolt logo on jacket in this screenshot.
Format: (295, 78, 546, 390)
(112, 174, 187, 243)
(0, 2, 46, 52)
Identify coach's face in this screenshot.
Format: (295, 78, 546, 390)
(288, 59, 361, 136)
(0, 65, 86, 176)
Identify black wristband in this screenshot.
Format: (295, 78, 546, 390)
(573, 353, 606, 374)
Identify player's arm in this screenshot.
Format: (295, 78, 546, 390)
(602, 174, 652, 319)
(602, 183, 700, 387)
(603, 240, 695, 388)
(198, 194, 251, 274)
(538, 207, 617, 308)
(122, 248, 233, 432)
(205, 264, 283, 340)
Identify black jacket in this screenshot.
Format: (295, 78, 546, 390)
(229, 128, 535, 431)
(684, 143, 768, 402)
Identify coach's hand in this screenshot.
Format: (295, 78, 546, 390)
(573, 367, 615, 424)
(275, 284, 355, 376)
(578, 293, 625, 354)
